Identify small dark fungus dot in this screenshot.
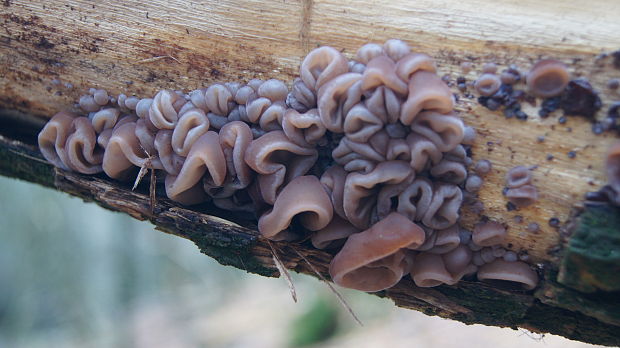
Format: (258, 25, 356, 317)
(560, 79, 602, 119)
(546, 154, 554, 161)
(567, 151, 576, 158)
(536, 136, 545, 143)
(527, 222, 539, 233)
(558, 116, 567, 124)
(548, 217, 560, 227)
(506, 202, 517, 211)
(607, 78, 620, 90)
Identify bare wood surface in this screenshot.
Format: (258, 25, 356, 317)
(1, 0, 620, 345)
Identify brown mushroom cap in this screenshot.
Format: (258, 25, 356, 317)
(244, 130, 318, 205)
(527, 59, 570, 98)
(477, 259, 539, 290)
(343, 103, 385, 142)
(361, 55, 408, 95)
(411, 252, 454, 287)
(165, 131, 226, 203)
(258, 175, 333, 241)
(281, 108, 326, 147)
(330, 212, 425, 292)
(406, 133, 443, 173)
(397, 177, 434, 221)
(506, 185, 539, 208)
(300, 46, 349, 92)
(428, 225, 461, 254)
(506, 165, 532, 188)
(90, 108, 120, 134)
(344, 161, 413, 229)
(317, 72, 362, 132)
(38, 111, 78, 170)
(473, 221, 506, 247)
(422, 184, 462, 230)
(411, 112, 464, 152)
(64, 117, 104, 174)
(311, 215, 360, 250)
(154, 130, 185, 175)
(172, 107, 210, 156)
(102, 122, 164, 179)
(400, 71, 454, 125)
(149, 90, 185, 129)
(474, 73, 501, 97)
(395, 53, 437, 82)
(320, 165, 348, 220)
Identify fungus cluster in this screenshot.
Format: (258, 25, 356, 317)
(38, 39, 539, 293)
(505, 166, 539, 208)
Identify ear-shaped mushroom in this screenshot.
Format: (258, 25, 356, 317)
(317, 73, 363, 132)
(474, 73, 501, 96)
(395, 53, 437, 82)
(344, 161, 413, 229)
(442, 245, 475, 282)
(411, 252, 454, 287)
(318, 165, 348, 219)
(311, 215, 360, 250)
(79, 94, 101, 112)
(422, 183, 462, 230)
(98, 115, 138, 148)
(257, 79, 288, 102)
(505, 165, 532, 188)
(258, 102, 287, 131)
(477, 259, 539, 290)
(38, 111, 77, 170)
(472, 221, 506, 246)
(383, 39, 411, 62)
(135, 98, 153, 119)
(428, 224, 461, 254)
(281, 108, 327, 147)
(204, 121, 254, 198)
(287, 78, 317, 113)
(90, 108, 120, 134)
(342, 130, 390, 163)
(102, 122, 164, 179)
(64, 117, 104, 174)
(330, 212, 425, 292)
(430, 159, 467, 184)
(134, 117, 158, 156)
(343, 103, 385, 142)
(244, 130, 318, 205)
(397, 177, 434, 221)
(527, 59, 569, 98)
(356, 43, 384, 64)
(606, 141, 620, 195)
(165, 131, 226, 203)
(405, 133, 443, 173)
(365, 86, 402, 124)
(386, 138, 411, 162)
(400, 71, 454, 125)
(361, 55, 408, 95)
(300, 46, 349, 92)
(149, 90, 186, 129)
(506, 185, 539, 207)
(154, 130, 185, 175)
(204, 83, 235, 116)
(410, 112, 464, 152)
(171, 107, 210, 156)
(258, 175, 333, 241)
(374, 172, 416, 222)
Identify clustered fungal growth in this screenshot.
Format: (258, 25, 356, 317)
(38, 39, 539, 293)
(504, 166, 539, 208)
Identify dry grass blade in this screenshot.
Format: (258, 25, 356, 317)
(267, 240, 297, 303)
(149, 166, 156, 214)
(289, 245, 363, 326)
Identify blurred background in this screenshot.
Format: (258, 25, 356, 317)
(0, 175, 607, 348)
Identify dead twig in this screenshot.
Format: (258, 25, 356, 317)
(267, 240, 297, 303)
(289, 244, 363, 326)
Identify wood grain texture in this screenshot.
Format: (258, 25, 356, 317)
(1, 0, 620, 343)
